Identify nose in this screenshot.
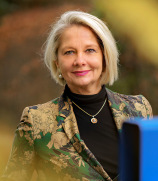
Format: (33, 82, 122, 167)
(73, 53, 86, 66)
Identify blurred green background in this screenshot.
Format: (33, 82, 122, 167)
(0, 0, 158, 178)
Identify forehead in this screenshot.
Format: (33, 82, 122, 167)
(59, 25, 99, 45)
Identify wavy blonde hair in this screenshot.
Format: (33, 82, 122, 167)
(44, 10, 119, 86)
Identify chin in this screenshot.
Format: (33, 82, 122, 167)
(74, 82, 94, 88)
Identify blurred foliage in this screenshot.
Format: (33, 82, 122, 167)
(0, 125, 14, 176)
(92, 0, 158, 115)
(93, 0, 158, 66)
(0, 0, 90, 16)
(0, 0, 17, 16)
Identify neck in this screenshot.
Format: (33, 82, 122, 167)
(67, 84, 102, 95)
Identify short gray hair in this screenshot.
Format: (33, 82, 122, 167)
(44, 10, 119, 86)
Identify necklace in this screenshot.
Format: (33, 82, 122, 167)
(72, 98, 107, 124)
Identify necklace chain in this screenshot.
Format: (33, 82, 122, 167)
(72, 98, 107, 123)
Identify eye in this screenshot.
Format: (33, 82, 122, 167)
(64, 50, 74, 55)
(86, 49, 96, 53)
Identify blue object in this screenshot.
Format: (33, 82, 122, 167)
(120, 117, 158, 181)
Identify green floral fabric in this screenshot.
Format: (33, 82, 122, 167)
(1, 88, 153, 181)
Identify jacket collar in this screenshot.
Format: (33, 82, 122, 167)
(57, 88, 129, 180)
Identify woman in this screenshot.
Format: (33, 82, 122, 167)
(2, 11, 152, 181)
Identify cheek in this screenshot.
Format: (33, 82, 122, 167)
(96, 57, 103, 71)
(60, 63, 71, 74)
(57, 57, 66, 70)
(96, 55, 104, 72)
(57, 55, 73, 71)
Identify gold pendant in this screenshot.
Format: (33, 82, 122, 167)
(91, 117, 98, 124)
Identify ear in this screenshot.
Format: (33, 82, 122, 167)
(55, 60, 59, 68)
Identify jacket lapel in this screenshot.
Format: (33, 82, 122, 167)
(58, 94, 112, 181)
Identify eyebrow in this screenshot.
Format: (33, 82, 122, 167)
(61, 44, 99, 51)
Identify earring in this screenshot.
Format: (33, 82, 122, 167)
(58, 68, 63, 79)
(59, 73, 63, 79)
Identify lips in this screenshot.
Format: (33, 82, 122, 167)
(72, 70, 90, 76)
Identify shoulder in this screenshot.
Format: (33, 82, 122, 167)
(18, 97, 63, 137)
(106, 88, 153, 118)
(20, 97, 62, 125)
(23, 97, 60, 114)
(106, 88, 143, 104)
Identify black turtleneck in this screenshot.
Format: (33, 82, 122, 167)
(64, 85, 118, 179)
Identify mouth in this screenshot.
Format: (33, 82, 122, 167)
(72, 70, 90, 76)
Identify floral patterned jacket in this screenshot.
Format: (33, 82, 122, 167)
(1, 88, 153, 181)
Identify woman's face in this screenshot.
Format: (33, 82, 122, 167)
(56, 25, 104, 94)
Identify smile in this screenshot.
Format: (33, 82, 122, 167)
(72, 70, 90, 76)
